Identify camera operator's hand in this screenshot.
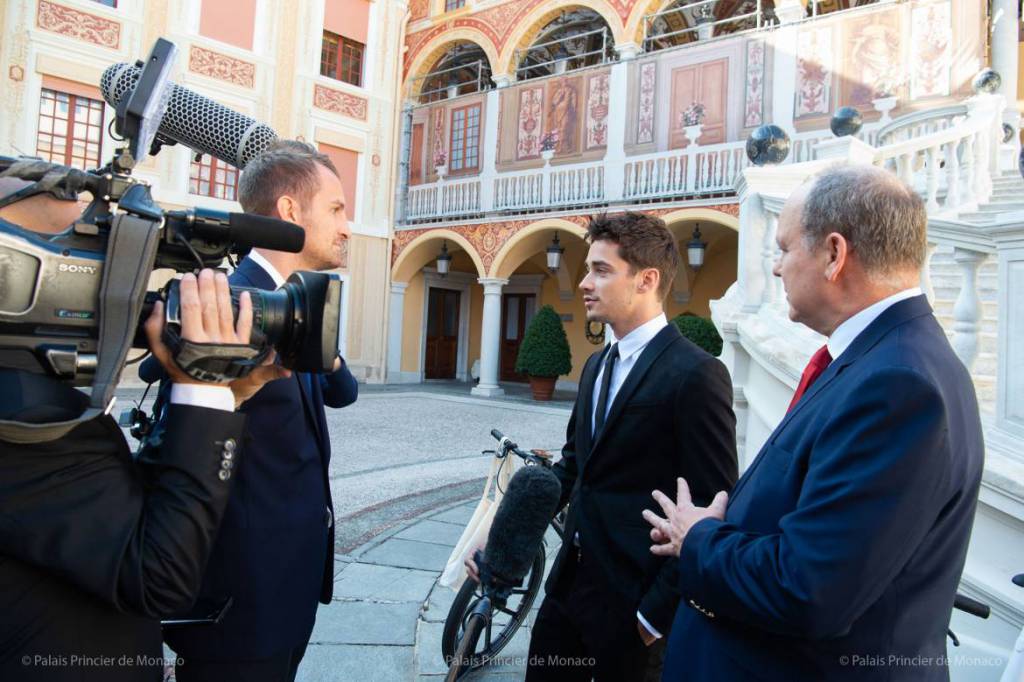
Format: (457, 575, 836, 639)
(230, 355, 291, 409)
(145, 269, 253, 387)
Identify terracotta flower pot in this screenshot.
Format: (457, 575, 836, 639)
(528, 375, 557, 401)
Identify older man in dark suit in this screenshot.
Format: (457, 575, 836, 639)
(647, 165, 985, 681)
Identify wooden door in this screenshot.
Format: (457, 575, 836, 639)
(425, 288, 460, 379)
(500, 294, 537, 382)
(410, 123, 424, 185)
(670, 58, 728, 148)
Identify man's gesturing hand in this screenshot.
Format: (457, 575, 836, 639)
(642, 478, 728, 558)
(145, 269, 253, 386)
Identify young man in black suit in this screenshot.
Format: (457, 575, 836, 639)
(469, 212, 738, 681)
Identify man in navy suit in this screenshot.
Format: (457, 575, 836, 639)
(165, 141, 358, 682)
(645, 165, 984, 681)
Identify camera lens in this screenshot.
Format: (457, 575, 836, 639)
(156, 271, 341, 373)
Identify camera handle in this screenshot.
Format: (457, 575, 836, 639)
(0, 212, 161, 443)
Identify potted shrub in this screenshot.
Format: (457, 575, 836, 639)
(670, 313, 723, 357)
(515, 305, 572, 401)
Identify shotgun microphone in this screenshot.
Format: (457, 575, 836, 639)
(100, 63, 278, 169)
(480, 465, 561, 589)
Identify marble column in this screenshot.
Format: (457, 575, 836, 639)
(472, 278, 508, 397)
(603, 44, 635, 203)
(386, 282, 408, 383)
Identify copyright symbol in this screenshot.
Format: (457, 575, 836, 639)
(840, 656, 849, 666)
(21, 655, 30, 666)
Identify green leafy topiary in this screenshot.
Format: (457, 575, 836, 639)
(515, 305, 572, 378)
(671, 314, 724, 357)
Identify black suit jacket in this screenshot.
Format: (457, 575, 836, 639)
(164, 257, 358, 661)
(547, 323, 738, 634)
(0, 372, 246, 681)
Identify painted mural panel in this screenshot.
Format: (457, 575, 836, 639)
(516, 86, 544, 160)
(743, 40, 765, 128)
(844, 9, 901, 107)
(545, 76, 582, 156)
(637, 61, 657, 145)
(585, 72, 610, 150)
(795, 25, 833, 117)
(910, 0, 953, 99)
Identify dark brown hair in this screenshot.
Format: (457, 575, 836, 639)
(586, 211, 680, 299)
(238, 140, 338, 217)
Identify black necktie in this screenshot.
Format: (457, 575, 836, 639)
(594, 343, 619, 436)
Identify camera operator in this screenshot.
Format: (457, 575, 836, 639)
(0, 181, 282, 681)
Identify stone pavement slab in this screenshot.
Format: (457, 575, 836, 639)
(312, 600, 421, 646)
(394, 519, 466, 546)
(429, 503, 477, 526)
(333, 562, 439, 602)
(359, 537, 455, 572)
(298, 643, 413, 682)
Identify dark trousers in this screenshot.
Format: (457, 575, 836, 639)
(174, 642, 308, 682)
(526, 550, 665, 682)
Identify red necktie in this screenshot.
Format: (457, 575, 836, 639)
(787, 345, 832, 412)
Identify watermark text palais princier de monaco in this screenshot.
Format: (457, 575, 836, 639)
(22, 653, 183, 668)
(839, 653, 1004, 668)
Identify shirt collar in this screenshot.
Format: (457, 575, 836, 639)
(609, 313, 668, 362)
(247, 249, 286, 288)
(827, 288, 922, 360)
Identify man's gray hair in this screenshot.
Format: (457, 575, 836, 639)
(801, 165, 927, 275)
(237, 140, 338, 217)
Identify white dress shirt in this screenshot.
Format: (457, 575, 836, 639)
(165, 254, 289, 413)
(590, 313, 669, 435)
(248, 249, 287, 288)
(583, 312, 669, 639)
(827, 288, 923, 361)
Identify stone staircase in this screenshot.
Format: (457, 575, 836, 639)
(926, 171, 1020, 414)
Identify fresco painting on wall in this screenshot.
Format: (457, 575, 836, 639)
(744, 40, 765, 127)
(585, 72, 610, 150)
(910, 0, 952, 99)
(637, 61, 657, 144)
(516, 86, 544, 160)
(545, 76, 582, 155)
(432, 107, 447, 167)
(795, 25, 833, 117)
(846, 11, 901, 106)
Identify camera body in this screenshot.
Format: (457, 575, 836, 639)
(0, 37, 340, 406)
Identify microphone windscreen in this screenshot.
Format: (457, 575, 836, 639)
(484, 465, 561, 588)
(228, 213, 305, 253)
(100, 63, 277, 169)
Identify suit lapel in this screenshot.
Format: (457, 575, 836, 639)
(576, 349, 604, 465)
(730, 295, 935, 501)
(588, 324, 681, 458)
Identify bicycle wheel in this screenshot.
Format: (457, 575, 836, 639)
(441, 543, 546, 677)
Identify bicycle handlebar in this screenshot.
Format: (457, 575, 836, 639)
(953, 593, 990, 620)
(489, 429, 549, 467)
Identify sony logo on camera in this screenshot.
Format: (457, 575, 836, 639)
(57, 263, 98, 275)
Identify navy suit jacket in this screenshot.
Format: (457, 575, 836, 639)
(163, 257, 358, 660)
(663, 295, 984, 681)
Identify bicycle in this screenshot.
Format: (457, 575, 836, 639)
(441, 430, 566, 680)
(951, 574, 1024, 681)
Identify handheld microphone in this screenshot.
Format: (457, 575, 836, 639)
(480, 465, 561, 589)
(100, 63, 278, 169)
